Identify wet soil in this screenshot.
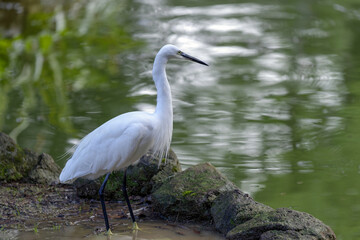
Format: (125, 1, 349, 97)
(0, 183, 224, 239)
(0, 182, 151, 231)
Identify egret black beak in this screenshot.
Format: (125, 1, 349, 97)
(180, 52, 209, 66)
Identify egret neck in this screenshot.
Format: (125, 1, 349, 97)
(152, 50, 173, 158)
(153, 53, 173, 118)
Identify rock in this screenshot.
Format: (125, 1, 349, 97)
(75, 149, 181, 199)
(259, 230, 315, 240)
(152, 162, 336, 239)
(211, 189, 273, 234)
(74, 178, 101, 199)
(226, 208, 336, 240)
(28, 153, 62, 184)
(0, 132, 61, 184)
(0, 132, 34, 181)
(124, 149, 181, 196)
(152, 162, 236, 220)
(150, 149, 181, 193)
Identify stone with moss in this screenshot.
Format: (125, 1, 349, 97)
(152, 162, 336, 239)
(211, 189, 273, 234)
(0, 132, 60, 184)
(226, 208, 336, 240)
(0, 132, 34, 181)
(152, 162, 237, 220)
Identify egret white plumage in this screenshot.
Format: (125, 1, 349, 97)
(59, 44, 208, 233)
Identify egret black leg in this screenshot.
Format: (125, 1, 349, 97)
(99, 173, 111, 233)
(123, 168, 139, 229)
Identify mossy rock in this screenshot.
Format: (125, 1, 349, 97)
(151, 162, 336, 239)
(0, 132, 56, 182)
(211, 189, 273, 234)
(0, 132, 31, 181)
(0, 132, 61, 184)
(152, 162, 236, 220)
(226, 208, 336, 240)
(75, 149, 181, 200)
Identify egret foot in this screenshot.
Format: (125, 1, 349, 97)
(106, 229, 113, 235)
(132, 222, 140, 231)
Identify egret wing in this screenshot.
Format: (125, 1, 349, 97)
(59, 112, 155, 182)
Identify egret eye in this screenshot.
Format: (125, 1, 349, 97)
(177, 50, 182, 55)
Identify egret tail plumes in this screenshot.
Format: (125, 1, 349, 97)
(59, 44, 208, 232)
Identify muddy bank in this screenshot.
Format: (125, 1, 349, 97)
(0, 182, 152, 231)
(0, 182, 224, 240)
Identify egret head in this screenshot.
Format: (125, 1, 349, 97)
(159, 44, 208, 66)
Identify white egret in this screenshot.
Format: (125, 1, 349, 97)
(59, 44, 208, 233)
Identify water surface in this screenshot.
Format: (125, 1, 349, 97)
(2, 220, 224, 240)
(1, 0, 360, 239)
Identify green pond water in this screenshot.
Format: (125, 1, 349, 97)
(1, 0, 360, 239)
